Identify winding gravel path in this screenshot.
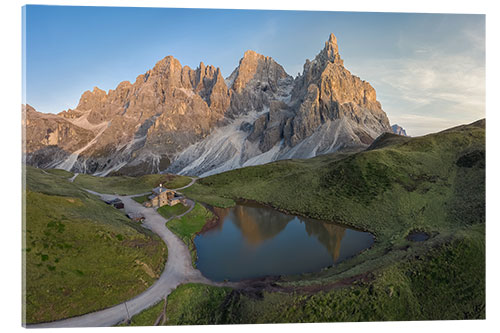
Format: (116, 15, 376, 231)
(28, 179, 237, 328)
(173, 176, 197, 191)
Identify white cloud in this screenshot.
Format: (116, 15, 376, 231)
(348, 50, 484, 136)
(343, 25, 486, 136)
(389, 114, 468, 137)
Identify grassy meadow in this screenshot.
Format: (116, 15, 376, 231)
(118, 299, 166, 326)
(23, 167, 167, 324)
(157, 203, 190, 220)
(159, 224, 484, 324)
(44, 168, 74, 178)
(24, 119, 485, 324)
(165, 203, 214, 266)
(132, 193, 152, 204)
(170, 120, 485, 321)
(73, 173, 191, 195)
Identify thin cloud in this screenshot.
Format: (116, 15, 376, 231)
(344, 22, 485, 136)
(349, 50, 484, 136)
(389, 114, 468, 137)
(382, 55, 483, 105)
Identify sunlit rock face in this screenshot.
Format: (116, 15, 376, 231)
(25, 33, 391, 176)
(169, 33, 391, 176)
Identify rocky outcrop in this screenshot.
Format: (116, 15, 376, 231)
(169, 33, 392, 176)
(26, 56, 233, 175)
(23, 105, 96, 168)
(391, 124, 408, 136)
(254, 33, 390, 153)
(23, 105, 94, 153)
(25, 33, 392, 176)
(226, 50, 293, 117)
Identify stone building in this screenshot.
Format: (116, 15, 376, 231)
(144, 184, 187, 208)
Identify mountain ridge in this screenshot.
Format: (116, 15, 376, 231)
(24, 33, 392, 176)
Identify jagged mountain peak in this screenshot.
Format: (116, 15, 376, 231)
(147, 55, 184, 81)
(241, 49, 269, 60)
(92, 86, 105, 93)
(196, 62, 221, 78)
(227, 49, 291, 94)
(76, 86, 107, 111)
(316, 32, 343, 66)
(326, 33, 339, 53)
(239, 50, 284, 70)
(153, 55, 180, 68)
(23, 103, 36, 113)
(26, 33, 393, 177)
(327, 32, 337, 43)
(243, 49, 260, 57)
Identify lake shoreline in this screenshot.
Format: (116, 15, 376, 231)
(193, 202, 374, 283)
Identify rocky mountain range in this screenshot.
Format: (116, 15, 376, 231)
(24, 33, 395, 177)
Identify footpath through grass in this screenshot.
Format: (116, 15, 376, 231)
(118, 299, 166, 326)
(182, 184, 235, 208)
(165, 203, 214, 266)
(73, 173, 191, 195)
(157, 203, 190, 220)
(122, 283, 233, 326)
(23, 166, 167, 324)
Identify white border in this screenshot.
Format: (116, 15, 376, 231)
(2, 1, 498, 333)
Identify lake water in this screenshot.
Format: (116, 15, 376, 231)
(407, 231, 430, 242)
(194, 203, 374, 281)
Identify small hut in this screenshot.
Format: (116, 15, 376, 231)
(127, 212, 145, 222)
(106, 198, 124, 209)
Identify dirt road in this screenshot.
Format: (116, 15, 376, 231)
(28, 183, 237, 328)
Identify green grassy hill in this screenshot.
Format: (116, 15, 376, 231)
(23, 167, 167, 324)
(175, 119, 485, 322)
(187, 120, 485, 240)
(72, 172, 191, 195)
(24, 118, 485, 324)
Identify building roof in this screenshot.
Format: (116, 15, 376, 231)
(153, 186, 174, 194)
(153, 186, 177, 195)
(153, 186, 169, 195)
(106, 198, 122, 204)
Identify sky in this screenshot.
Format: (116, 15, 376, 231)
(23, 5, 485, 136)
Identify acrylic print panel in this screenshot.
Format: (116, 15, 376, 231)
(22, 4, 485, 327)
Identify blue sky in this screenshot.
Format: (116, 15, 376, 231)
(23, 5, 485, 136)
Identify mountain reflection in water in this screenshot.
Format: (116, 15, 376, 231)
(232, 205, 294, 245)
(304, 219, 346, 262)
(196, 203, 373, 281)
(223, 205, 346, 261)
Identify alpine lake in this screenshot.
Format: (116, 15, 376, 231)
(194, 202, 374, 281)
